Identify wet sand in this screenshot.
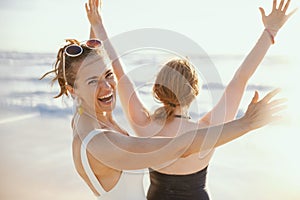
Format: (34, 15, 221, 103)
(0, 113, 94, 200)
(1, 110, 300, 200)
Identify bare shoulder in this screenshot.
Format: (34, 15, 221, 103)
(153, 119, 209, 137)
(197, 115, 211, 126)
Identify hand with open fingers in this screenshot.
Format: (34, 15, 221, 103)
(259, 0, 297, 32)
(241, 89, 287, 131)
(85, 0, 103, 26)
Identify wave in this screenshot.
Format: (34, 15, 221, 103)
(0, 51, 277, 118)
(0, 82, 271, 118)
(0, 52, 55, 68)
(0, 77, 52, 83)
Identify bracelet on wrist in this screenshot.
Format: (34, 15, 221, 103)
(265, 28, 276, 44)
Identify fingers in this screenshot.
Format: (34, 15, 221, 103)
(88, 0, 92, 11)
(273, 0, 277, 10)
(268, 98, 288, 107)
(88, 0, 96, 11)
(273, 0, 294, 13)
(260, 88, 281, 103)
(251, 91, 259, 104)
(94, 0, 102, 9)
(283, 0, 291, 13)
(259, 7, 266, 17)
(85, 2, 89, 13)
(287, 8, 298, 18)
(278, 0, 285, 10)
(245, 89, 287, 129)
(262, 96, 287, 123)
(258, 104, 286, 126)
(271, 104, 287, 114)
(93, 0, 97, 9)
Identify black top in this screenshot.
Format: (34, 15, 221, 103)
(173, 114, 191, 119)
(147, 166, 210, 200)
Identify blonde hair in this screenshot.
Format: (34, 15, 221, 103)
(152, 58, 199, 122)
(40, 39, 104, 98)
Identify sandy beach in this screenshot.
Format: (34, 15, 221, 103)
(0, 110, 94, 200)
(1, 51, 300, 200)
(1, 0, 300, 198)
(1, 108, 300, 200)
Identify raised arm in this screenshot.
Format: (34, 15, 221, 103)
(200, 0, 296, 125)
(85, 0, 151, 129)
(82, 90, 284, 170)
(88, 0, 101, 39)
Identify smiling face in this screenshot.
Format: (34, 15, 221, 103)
(73, 54, 117, 116)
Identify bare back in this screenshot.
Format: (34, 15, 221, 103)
(146, 118, 215, 174)
(72, 133, 122, 195)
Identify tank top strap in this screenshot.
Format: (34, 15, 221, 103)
(81, 129, 107, 195)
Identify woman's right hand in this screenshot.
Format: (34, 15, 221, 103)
(241, 89, 286, 131)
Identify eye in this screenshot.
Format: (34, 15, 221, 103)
(88, 79, 98, 85)
(105, 72, 114, 79)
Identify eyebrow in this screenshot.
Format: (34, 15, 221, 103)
(105, 69, 113, 75)
(84, 68, 113, 82)
(85, 76, 99, 82)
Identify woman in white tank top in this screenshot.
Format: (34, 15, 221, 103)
(79, 129, 147, 200)
(41, 1, 285, 198)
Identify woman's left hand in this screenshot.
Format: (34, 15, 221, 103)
(259, 0, 297, 32)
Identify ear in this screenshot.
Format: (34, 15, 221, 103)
(66, 85, 75, 95)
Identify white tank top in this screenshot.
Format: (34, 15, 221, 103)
(81, 129, 147, 200)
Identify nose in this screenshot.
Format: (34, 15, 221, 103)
(98, 80, 111, 90)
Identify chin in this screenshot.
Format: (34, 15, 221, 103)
(96, 96, 116, 113)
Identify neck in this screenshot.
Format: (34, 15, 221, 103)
(80, 107, 128, 136)
(82, 106, 113, 125)
(96, 111, 113, 124)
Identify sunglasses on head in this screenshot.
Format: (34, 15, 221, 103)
(62, 39, 102, 86)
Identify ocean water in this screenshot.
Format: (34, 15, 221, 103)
(0, 51, 299, 200)
(0, 51, 282, 120)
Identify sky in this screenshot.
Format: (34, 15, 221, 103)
(0, 0, 299, 55)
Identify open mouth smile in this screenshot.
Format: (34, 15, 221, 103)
(98, 92, 113, 103)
